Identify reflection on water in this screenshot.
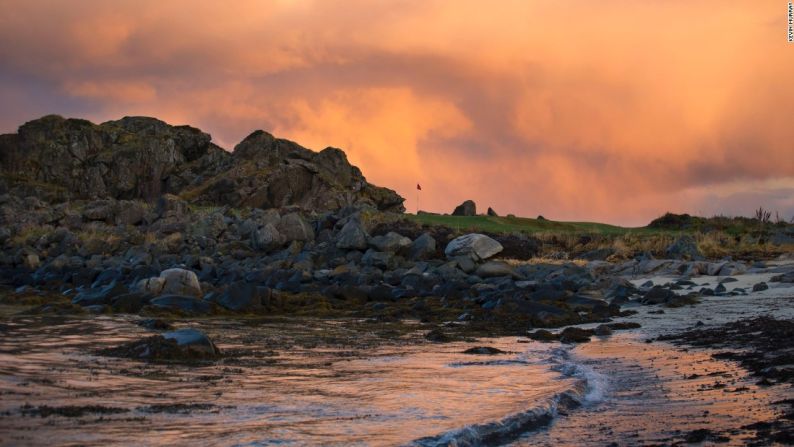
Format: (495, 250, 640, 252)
(528, 332, 782, 446)
(0, 316, 574, 446)
(1, 295, 791, 447)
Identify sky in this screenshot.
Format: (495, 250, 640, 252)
(0, 0, 792, 226)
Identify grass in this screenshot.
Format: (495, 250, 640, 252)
(408, 213, 639, 235)
(403, 212, 794, 260)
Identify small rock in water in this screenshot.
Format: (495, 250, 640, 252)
(527, 329, 557, 341)
(594, 325, 613, 336)
(752, 282, 769, 292)
(99, 328, 220, 361)
(559, 327, 593, 343)
(425, 329, 450, 343)
(462, 346, 506, 355)
(137, 318, 173, 330)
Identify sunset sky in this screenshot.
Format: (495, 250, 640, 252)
(0, 1, 792, 225)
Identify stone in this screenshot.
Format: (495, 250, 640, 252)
(251, 223, 284, 251)
(336, 219, 369, 250)
(149, 295, 212, 314)
(717, 262, 747, 276)
(462, 346, 506, 355)
(475, 260, 521, 279)
(486, 207, 498, 217)
(594, 324, 613, 336)
(752, 282, 769, 292)
(82, 200, 116, 221)
(72, 281, 129, 306)
(452, 200, 476, 216)
(111, 292, 151, 313)
(664, 235, 703, 261)
(22, 253, 40, 270)
(452, 256, 477, 274)
(408, 233, 437, 260)
(115, 201, 148, 226)
(277, 213, 314, 242)
(215, 282, 269, 311)
(445, 233, 503, 261)
(162, 329, 221, 356)
(135, 277, 166, 295)
(159, 268, 202, 297)
(362, 250, 395, 270)
(157, 194, 189, 218)
(192, 212, 227, 239)
(642, 286, 676, 304)
(369, 232, 411, 253)
(559, 327, 593, 343)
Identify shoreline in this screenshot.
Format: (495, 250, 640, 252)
(1, 259, 794, 445)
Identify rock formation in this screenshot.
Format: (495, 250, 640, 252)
(0, 115, 404, 213)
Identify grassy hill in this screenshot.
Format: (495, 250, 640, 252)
(407, 213, 641, 235)
(399, 211, 793, 260)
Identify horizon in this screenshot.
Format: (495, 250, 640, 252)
(1, 1, 792, 225)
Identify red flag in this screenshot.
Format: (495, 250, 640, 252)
(417, 184, 422, 190)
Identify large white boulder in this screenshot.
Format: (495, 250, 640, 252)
(444, 233, 503, 262)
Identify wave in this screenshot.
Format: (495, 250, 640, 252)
(407, 348, 606, 447)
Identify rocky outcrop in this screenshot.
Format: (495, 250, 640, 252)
(0, 115, 404, 213)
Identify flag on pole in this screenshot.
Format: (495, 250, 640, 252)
(417, 184, 422, 190)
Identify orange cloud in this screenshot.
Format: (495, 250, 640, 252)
(0, 0, 791, 225)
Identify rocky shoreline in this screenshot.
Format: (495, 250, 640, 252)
(2, 114, 794, 445)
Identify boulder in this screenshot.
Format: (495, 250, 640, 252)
(369, 232, 411, 253)
(22, 253, 40, 270)
(251, 223, 284, 251)
(162, 329, 221, 356)
(100, 328, 220, 360)
(277, 213, 314, 242)
(474, 260, 521, 279)
(215, 282, 269, 311)
(111, 292, 151, 313)
(159, 268, 202, 297)
(82, 200, 116, 221)
(192, 212, 227, 239)
(717, 262, 747, 276)
(665, 235, 703, 261)
(115, 201, 148, 226)
(336, 219, 369, 250)
(486, 207, 498, 217)
(72, 281, 128, 306)
(445, 233, 503, 261)
(156, 194, 189, 218)
(642, 286, 676, 304)
(362, 250, 395, 270)
(752, 282, 769, 292)
(135, 277, 166, 295)
(452, 200, 476, 216)
(409, 233, 437, 260)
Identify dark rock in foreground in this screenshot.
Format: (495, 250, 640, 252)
(99, 328, 220, 361)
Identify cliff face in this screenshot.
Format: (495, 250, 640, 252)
(0, 115, 404, 213)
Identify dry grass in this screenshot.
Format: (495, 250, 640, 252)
(502, 257, 588, 267)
